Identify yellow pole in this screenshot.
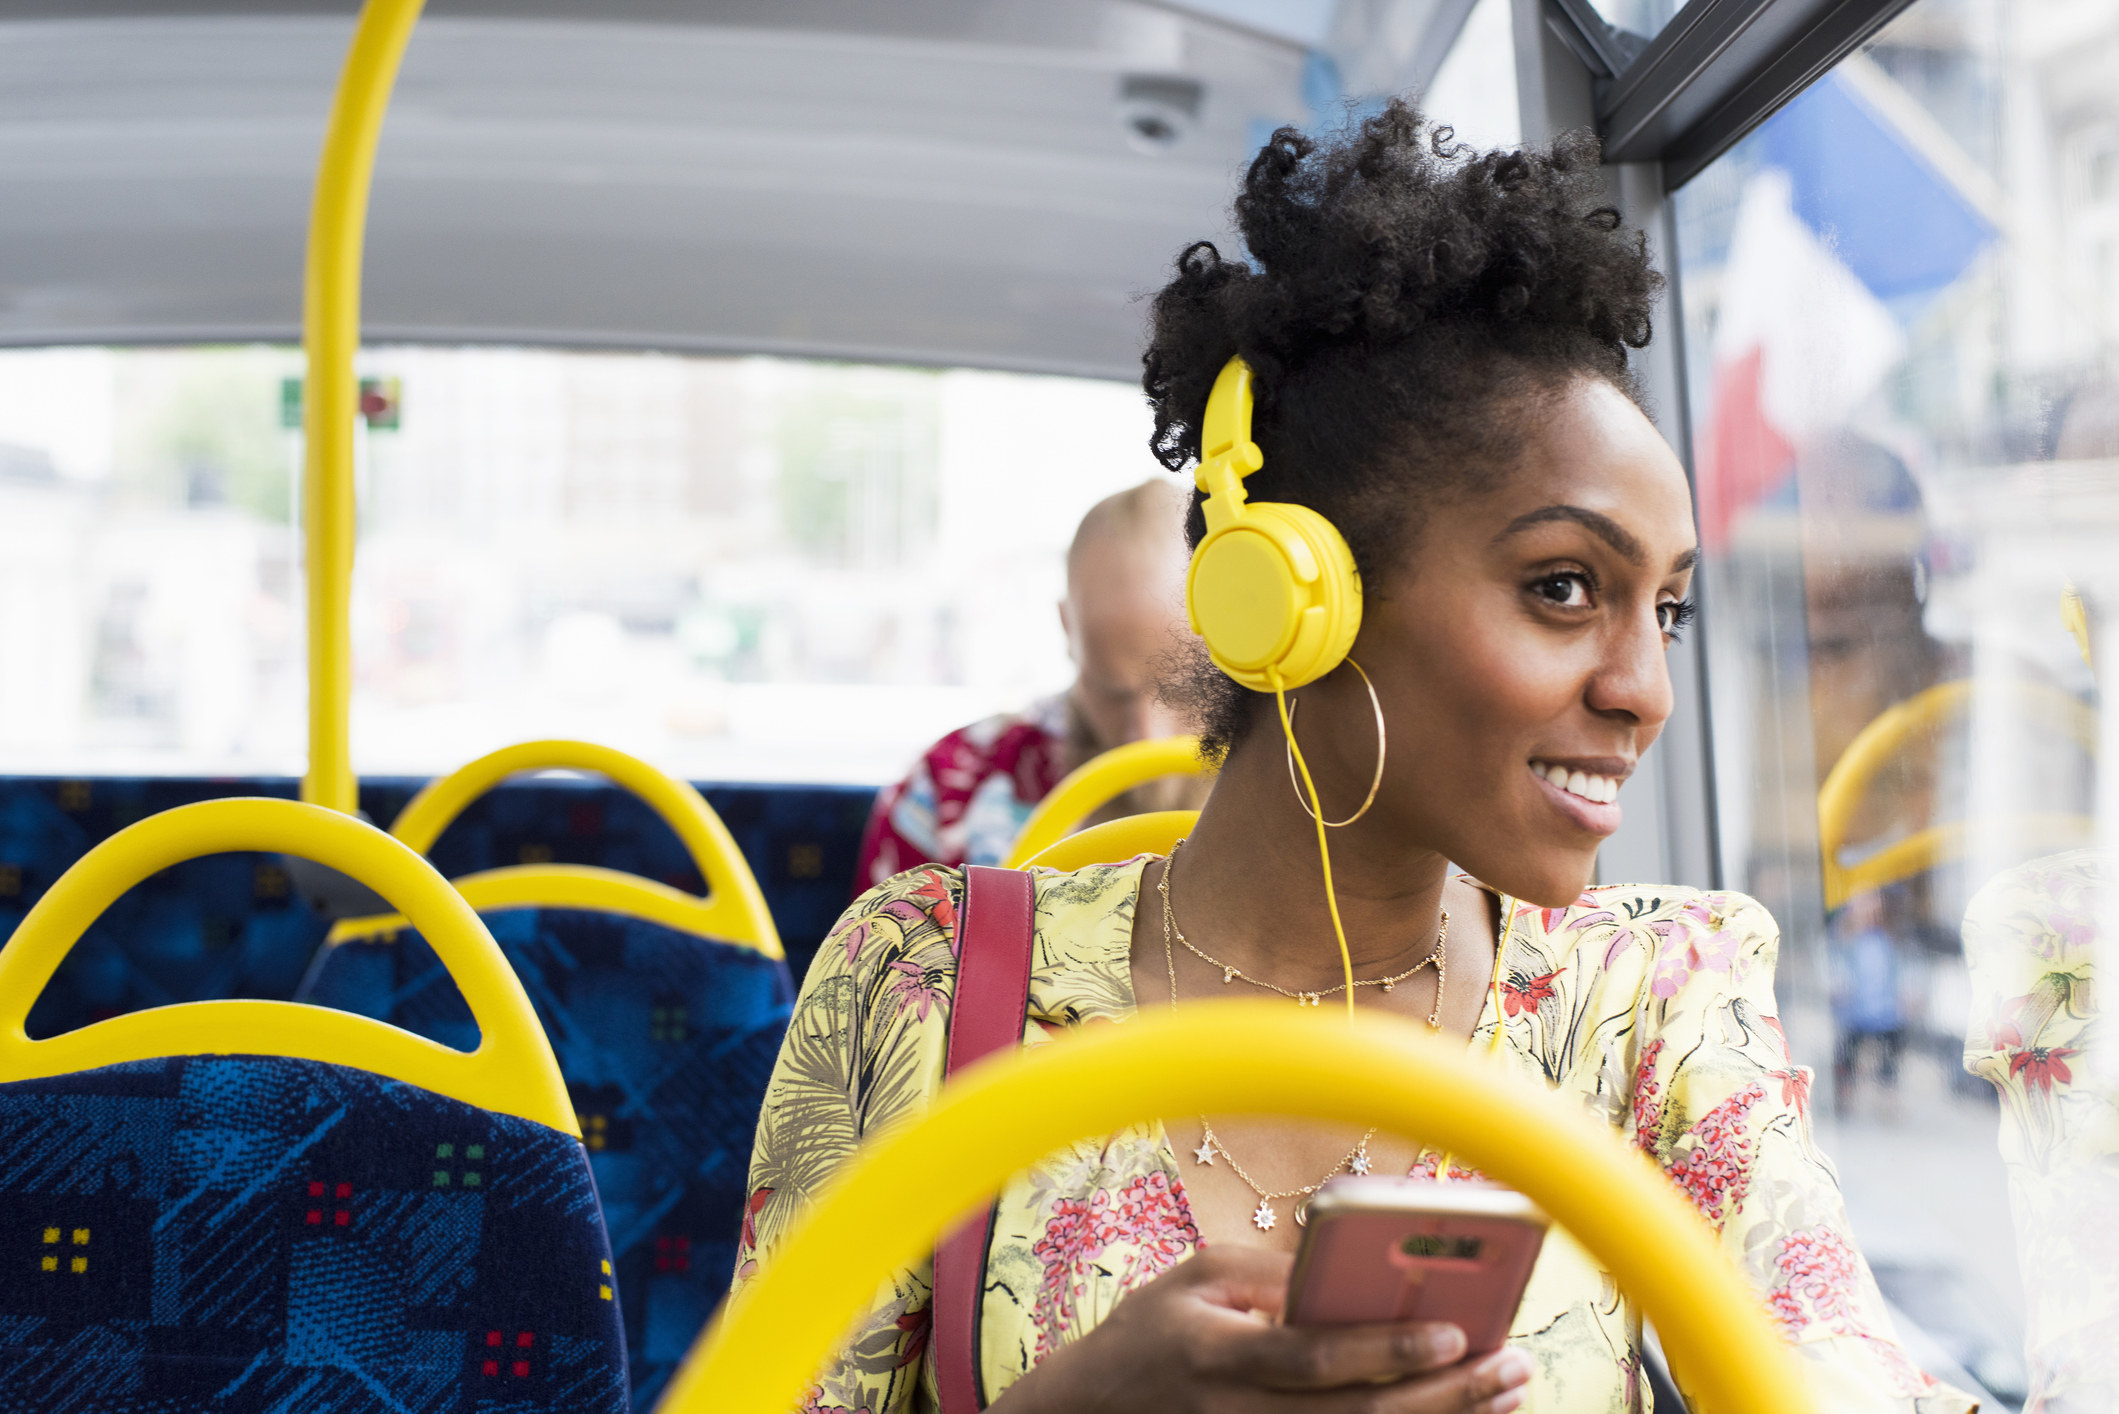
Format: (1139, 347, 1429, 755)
(301, 0, 426, 812)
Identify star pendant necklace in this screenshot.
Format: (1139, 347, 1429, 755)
(1159, 841, 1447, 1231)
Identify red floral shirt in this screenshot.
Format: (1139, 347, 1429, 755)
(853, 695, 1069, 893)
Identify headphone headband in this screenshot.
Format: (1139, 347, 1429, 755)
(1196, 357, 1264, 534)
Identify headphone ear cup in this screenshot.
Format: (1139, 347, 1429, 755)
(1186, 501, 1361, 693)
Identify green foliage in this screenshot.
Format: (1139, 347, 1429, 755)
(774, 367, 939, 569)
(114, 349, 295, 522)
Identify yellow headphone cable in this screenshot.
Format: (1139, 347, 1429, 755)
(1273, 669, 1359, 1021)
(1187, 354, 1516, 1173)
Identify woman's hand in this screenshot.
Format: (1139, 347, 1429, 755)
(992, 1246, 1533, 1413)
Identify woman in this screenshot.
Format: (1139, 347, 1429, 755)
(734, 105, 1974, 1413)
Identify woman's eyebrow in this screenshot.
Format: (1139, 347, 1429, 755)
(1493, 504, 1645, 564)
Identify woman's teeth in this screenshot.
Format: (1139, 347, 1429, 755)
(1533, 761, 1620, 804)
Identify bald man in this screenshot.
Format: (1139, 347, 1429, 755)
(853, 480, 1199, 892)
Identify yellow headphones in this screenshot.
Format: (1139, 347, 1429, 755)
(1185, 357, 1364, 693)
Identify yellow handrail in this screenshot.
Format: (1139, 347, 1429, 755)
(302, 0, 427, 813)
(388, 739, 782, 956)
(1818, 679, 2097, 910)
(662, 1002, 1807, 1414)
(0, 799, 576, 1136)
(1022, 810, 1197, 871)
(327, 864, 777, 956)
(1002, 736, 1209, 868)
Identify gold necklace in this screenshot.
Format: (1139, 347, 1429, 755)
(1159, 838, 1449, 1024)
(1157, 845, 1448, 1230)
(1192, 1116, 1372, 1231)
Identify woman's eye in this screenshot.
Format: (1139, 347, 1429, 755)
(1658, 599, 1698, 639)
(1532, 573, 1592, 608)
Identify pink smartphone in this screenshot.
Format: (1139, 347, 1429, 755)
(1285, 1177, 1549, 1354)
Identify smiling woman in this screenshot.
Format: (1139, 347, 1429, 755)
(733, 102, 1972, 1414)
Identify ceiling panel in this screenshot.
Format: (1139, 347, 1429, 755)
(0, 3, 1311, 379)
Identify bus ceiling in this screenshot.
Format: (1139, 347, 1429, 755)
(0, 0, 1495, 382)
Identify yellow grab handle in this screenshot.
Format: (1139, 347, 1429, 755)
(1003, 736, 1208, 868)
(327, 863, 778, 956)
(0, 799, 576, 1135)
(302, 0, 426, 814)
(1022, 810, 1198, 872)
(664, 1002, 1808, 1414)
(1828, 813, 2093, 912)
(1817, 679, 2097, 909)
(390, 740, 781, 956)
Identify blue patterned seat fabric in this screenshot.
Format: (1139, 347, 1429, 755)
(0, 1053, 628, 1413)
(298, 907, 793, 1407)
(0, 776, 874, 1038)
(0, 778, 329, 1042)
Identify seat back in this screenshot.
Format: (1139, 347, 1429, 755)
(318, 744, 794, 1405)
(0, 1053, 628, 1409)
(301, 905, 791, 1407)
(0, 798, 628, 1411)
(389, 739, 781, 955)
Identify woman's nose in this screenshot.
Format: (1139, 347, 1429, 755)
(1587, 612, 1676, 728)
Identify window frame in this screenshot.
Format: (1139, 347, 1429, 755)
(1536, 0, 1924, 185)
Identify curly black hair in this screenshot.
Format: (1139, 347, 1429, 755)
(1145, 101, 1662, 757)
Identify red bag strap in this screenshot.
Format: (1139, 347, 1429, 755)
(934, 865, 1037, 1413)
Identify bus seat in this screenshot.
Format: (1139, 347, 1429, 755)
(0, 798, 627, 1412)
(302, 741, 796, 1406)
(1002, 736, 1209, 868)
(298, 906, 790, 1407)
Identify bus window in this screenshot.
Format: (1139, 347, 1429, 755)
(1676, 0, 2114, 1402)
(0, 347, 1163, 787)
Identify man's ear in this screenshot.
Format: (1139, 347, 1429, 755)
(1058, 597, 1079, 664)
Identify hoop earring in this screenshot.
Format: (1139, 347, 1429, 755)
(1283, 658, 1385, 827)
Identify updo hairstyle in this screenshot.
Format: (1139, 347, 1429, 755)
(1143, 100, 1662, 756)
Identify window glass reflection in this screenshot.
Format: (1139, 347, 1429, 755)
(1581, 0, 1688, 48)
(1676, 0, 2117, 1404)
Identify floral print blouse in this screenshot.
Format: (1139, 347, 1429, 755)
(1962, 849, 2119, 1413)
(733, 860, 1975, 1413)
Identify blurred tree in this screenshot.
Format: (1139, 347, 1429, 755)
(115, 349, 293, 522)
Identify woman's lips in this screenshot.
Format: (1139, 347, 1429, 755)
(1528, 762, 1624, 837)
